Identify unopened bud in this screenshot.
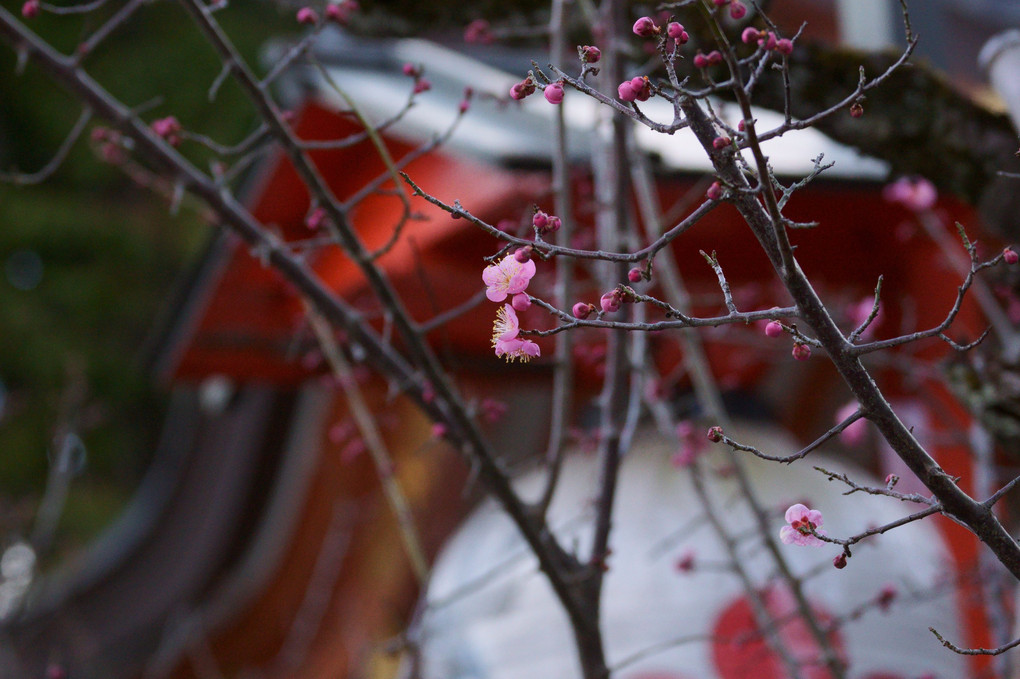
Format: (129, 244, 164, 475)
(296, 6, 318, 24)
(628, 268, 643, 283)
(572, 302, 593, 319)
(1004, 247, 1018, 265)
(707, 426, 723, 443)
(792, 343, 811, 361)
(514, 246, 532, 263)
(833, 553, 847, 569)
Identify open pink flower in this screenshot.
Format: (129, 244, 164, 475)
(483, 254, 536, 302)
(491, 304, 541, 362)
(779, 503, 826, 547)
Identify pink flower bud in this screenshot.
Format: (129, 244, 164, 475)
(833, 553, 847, 569)
(706, 50, 723, 65)
(737, 119, 746, 132)
(21, 0, 39, 18)
(693, 52, 709, 69)
(1005, 247, 1018, 265)
(573, 302, 593, 319)
(629, 76, 651, 101)
(877, 585, 897, 611)
(306, 207, 326, 231)
(850, 101, 864, 118)
(581, 45, 601, 63)
(413, 79, 432, 94)
(712, 0, 726, 6)
(532, 210, 549, 230)
(326, 1, 357, 23)
(544, 83, 564, 105)
(432, 422, 448, 438)
(776, 38, 794, 55)
(885, 473, 899, 488)
(628, 268, 643, 283)
(600, 291, 621, 313)
(464, 19, 494, 44)
(792, 343, 811, 360)
(618, 81, 638, 102)
(707, 425, 723, 442)
(546, 215, 562, 231)
(675, 550, 695, 573)
(296, 7, 318, 24)
(632, 16, 657, 37)
(706, 181, 723, 200)
(712, 136, 730, 149)
(741, 27, 760, 44)
(760, 32, 778, 50)
(510, 79, 535, 100)
(764, 320, 783, 338)
(459, 99, 470, 113)
(512, 293, 531, 311)
(514, 246, 532, 263)
(667, 22, 688, 43)
(729, 1, 747, 19)
(402, 63, 419, 77)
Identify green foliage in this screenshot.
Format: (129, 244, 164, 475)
(0, 1, 288, 552)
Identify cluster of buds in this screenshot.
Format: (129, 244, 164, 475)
(464, 19, 494, 44)
(151, 116, 182, 147)
(741, 27, 794, 55)
(532, 209, 562, 233)
(632, 16, 690, 44)
(509, 77, 537, 101)
(402, 63, 431, 94)
(90, 127, 128, 164)
(692, 50, 724, 69)
(667, 22, 690, 44)
(618, 76, 651, 103)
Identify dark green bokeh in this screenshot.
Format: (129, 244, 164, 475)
(0, 0, 292, 558)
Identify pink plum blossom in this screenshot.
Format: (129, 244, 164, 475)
(483, 254, 537, 302)
(780, 503, 826, 547)
(491, 304, 541, 362)
(882, 176, 937, 212)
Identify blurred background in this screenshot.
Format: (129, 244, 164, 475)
(1, 0, 1020, 677)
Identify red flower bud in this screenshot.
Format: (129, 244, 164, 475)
(628, 268, 643, 283)
(707, 426, 723, 442)
(792, 343, 811, 360)
(833, 553, 847, 569)
(1004, 247, 1018, 265)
